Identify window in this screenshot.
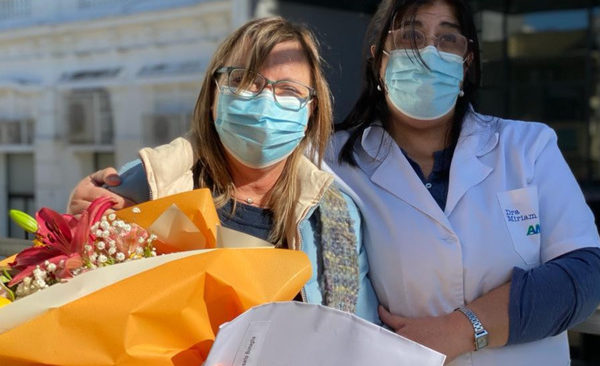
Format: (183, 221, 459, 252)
(142, 114, 190, 147)
(0, 119, 33, 145)
(473, 3, 598, 181)
(6, 153, 34, 239)
(65, 88, 114, 145)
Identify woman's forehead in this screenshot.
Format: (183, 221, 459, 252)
(226, 40, 308, 67)
(396, 3, 459, 30)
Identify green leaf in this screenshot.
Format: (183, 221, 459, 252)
(2, 269, 12, 281)
(9, 209, 38, 233)
(0, 281, 15, 301)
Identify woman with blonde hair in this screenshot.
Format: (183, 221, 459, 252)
(67, 16, 379, 322)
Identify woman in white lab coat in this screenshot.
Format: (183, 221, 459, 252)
(328, 0, 600, 365)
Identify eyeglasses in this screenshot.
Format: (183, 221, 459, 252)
(388, 28, 472, 60)
(214, 67, 316, 111)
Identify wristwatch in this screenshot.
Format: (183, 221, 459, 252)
(456, 306, 488, 351)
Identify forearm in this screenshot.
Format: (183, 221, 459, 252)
(448, 247, 600, 353)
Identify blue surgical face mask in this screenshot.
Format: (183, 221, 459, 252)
(214, 88, 309, 169)
(384, 45, 464, 120)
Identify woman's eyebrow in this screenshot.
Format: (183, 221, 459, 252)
(439, 21, 461, 31)
(401, 19, 461, 31)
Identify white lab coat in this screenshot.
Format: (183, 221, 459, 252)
(325, 110, 600, 366)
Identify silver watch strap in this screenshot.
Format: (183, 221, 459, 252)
(456, 306, 488, 350)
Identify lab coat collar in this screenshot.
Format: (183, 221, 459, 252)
(361, 123, 454, 232)
(357, 108, 499, 230)
(444, 109, 498, 216)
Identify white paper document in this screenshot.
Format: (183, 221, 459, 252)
(204, 302, 446, 366)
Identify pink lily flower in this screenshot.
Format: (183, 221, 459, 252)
(9, 197, 116, 286)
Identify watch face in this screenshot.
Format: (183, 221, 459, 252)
(476, 336, 488, 350)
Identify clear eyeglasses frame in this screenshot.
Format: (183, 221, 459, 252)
(387, 27, 473, 60)
(214, 66, 316, 111)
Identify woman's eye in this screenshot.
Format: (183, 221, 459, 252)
(440, 33, 459, 44)
(277, 85, 301, 97)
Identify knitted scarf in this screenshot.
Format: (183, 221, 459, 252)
(317, 187, 360, 313)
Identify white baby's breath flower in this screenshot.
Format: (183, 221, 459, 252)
(32, 267, 47, 281)
(132, 207, 141, 214)
(32, 266, 42, 276)
(46, 262, 57, 272)
(95, 229, 103, 237)
(98, 254, 108, 263)
(100, 221, 110, 230)
(96, 241, 106, 250)
(84, 244, 92, 252)
(108, 247, 117, 255)
(23, 276, 32, 286)
(101, 230, 110, 238)
(116, 252, 125, 262)
(108, 213, 116, 221)
(135, 247, 144, 255)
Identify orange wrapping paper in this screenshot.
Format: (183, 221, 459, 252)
(0, 248, 311, 366)
(116, 189, 219, 253)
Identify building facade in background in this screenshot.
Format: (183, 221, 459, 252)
(0, 0, 249, 237)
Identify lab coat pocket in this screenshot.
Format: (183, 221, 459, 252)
(497, 186, 541, 265)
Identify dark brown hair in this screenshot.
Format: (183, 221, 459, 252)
(336, 0, 481, 165)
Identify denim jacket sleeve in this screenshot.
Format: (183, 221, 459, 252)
(339, 191, 381, 325)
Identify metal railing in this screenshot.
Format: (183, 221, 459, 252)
(0, 0, 209, 30)
(0, 0, 31, 20)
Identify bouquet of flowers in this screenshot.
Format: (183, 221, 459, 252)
(0, 189, 311, 366)
(1, 197, 156, 304)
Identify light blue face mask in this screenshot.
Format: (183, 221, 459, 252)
(384, 45, 465, 120)
(214, 88, 309, 169)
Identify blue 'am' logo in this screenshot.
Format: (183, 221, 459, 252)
(527, 224, 541, 236)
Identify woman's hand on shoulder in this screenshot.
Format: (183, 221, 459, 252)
(67, 167, 133, 215)
(378, 305, 474, 364)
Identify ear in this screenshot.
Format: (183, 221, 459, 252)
(370, 44, 377, 58)
(464, 52, 474, 69)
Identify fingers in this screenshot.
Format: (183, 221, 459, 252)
(67, 167, 129, 215)
(89, 167, 121, 187)
(378, 305, 406, 331)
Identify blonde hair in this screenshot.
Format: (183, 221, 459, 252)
(191, 16, 333, 246)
